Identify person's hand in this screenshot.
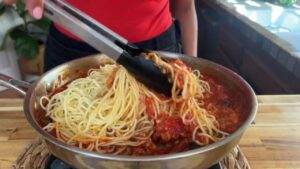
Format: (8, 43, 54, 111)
(3, 0, 44, 19)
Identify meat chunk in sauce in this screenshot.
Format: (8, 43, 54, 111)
(152, 114, 188, 143)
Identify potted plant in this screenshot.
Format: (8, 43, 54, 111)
(0, 0, 50, 80)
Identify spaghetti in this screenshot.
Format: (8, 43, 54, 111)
(41, 53, 229, 155)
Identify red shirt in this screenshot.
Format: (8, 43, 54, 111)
(55, 0, 173, 43)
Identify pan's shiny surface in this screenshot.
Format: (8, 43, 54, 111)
(2, 52, 257, 169)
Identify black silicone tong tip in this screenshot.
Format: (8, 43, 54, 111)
(115, 41, 173, 97)
(117, 51, 172, 97)
(115, 41, 145, 56)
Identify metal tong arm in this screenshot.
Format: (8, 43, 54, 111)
(44, 0, 128, 60)
(0, 74, 31, 96)
(43, 0, 172, 96)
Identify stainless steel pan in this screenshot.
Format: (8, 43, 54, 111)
(0, 52, 257, 169)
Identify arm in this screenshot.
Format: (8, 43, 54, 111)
(172, 0, 198, 57)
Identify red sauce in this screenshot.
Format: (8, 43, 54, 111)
(41, 65, 248, 156)
(145, 97, 156, 119)
(132, 74, 248, 155)
(152, 114, 188, 143)
(202, 74, 246, 133)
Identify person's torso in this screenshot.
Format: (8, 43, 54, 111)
(55, 0, 173, 43)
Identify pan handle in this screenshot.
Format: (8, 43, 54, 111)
(0, 74, 31, 96)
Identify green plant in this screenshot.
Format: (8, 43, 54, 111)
(0, 3, 5, 15)
(0, 0, 51, 60)
(278, 0, 297, 6)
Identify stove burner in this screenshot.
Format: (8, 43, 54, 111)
(46, 156, 73, 169)
(45, 155, 222, 169)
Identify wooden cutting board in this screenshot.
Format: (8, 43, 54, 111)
(0, 95, 300, 169)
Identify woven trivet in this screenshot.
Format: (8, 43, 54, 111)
(12, 139, 250, 169)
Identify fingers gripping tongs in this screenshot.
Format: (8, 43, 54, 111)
(43, 0, 172, 96)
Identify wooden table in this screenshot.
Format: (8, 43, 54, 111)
(0, 95, 300, 169)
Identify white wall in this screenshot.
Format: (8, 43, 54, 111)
(0, 40, 21, 91)
(0, 8, 23, 91)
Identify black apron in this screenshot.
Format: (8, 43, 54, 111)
(44, 23, 181, 72)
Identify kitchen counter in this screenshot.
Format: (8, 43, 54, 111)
(203, 0, 300, 80)
(0, 95, 300, 169)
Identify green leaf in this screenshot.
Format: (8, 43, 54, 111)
(14, 34, 39, 59)
(9, 27, 27, 40)
(15, 0, 26, 17)
(30, 17, 52, 31)
(0, 2, 6, 16)
(1, 26, 25, 50)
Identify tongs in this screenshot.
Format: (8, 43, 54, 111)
(43, 0, 172, 96)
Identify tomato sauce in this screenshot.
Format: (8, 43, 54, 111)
(201, 74, 247, 133)
(41, 66, 248, 156)
(132, 73, 248, 155)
